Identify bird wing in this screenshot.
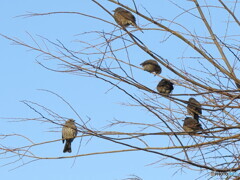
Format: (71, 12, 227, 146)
(198, 107, 202, 114)
(144, 60, 159, 66)
(119, 10, 136, 24)
(62, 126, 65, 143)
(73, 124, 78, 137)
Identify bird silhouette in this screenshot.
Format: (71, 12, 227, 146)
(183, 117, 203, 133)
(140, 60, 161, 75)
(113, 7, 143, 32)
(62, 119, 77, 153)
(187, 98, 202, 120)
(157, 79, 174, 95)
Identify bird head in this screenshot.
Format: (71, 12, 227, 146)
(67, 119, 75, 123)
(189, 97, 196, 102)
(113, 7, 124, 12)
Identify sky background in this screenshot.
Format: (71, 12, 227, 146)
(1, 0, 237, 179)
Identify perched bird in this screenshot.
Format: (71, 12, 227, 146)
(187, 98, 202, 120)
(140, 60, 161, 75)
(113, 7, 143, 32)
(183, 117, 203, 133)
(62, 119, 77, 153)
(156, 79, 174, 95)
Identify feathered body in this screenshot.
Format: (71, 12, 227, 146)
(62, 119, 77, 153)
(187, 98, 202, 120)
(183, 117, 203, 132)
(140, 60, 161, 75)
(113, 7, 142, 32)
(157, 79, 174, 95)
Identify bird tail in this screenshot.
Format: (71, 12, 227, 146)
(63, 141, 72, 153)
(194, 114, 199, 121)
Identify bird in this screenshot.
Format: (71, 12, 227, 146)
(113, 7, 143, 32)
(187, 98, 202, 120)
(140, 60, 161, 75)
(183, 117, 203, 133)
(156, 79, 174, 95)
(62, 119, 77, 153)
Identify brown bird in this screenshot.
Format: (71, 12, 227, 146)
(62, 119, 77, 153)
(113, 7, 143, 32)
(140, 60, 161, 75)
(183, 117, 203, 133)
(187, 98, 202, 120)
(156, 79, 174, 95)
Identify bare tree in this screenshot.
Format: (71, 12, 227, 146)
(1, 0, 240, 179)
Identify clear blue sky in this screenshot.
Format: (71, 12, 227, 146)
(1, 0, 234, 179)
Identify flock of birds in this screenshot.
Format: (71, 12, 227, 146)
(61, 7, 203, 153)
(112, 7, 203, 134)
(140, 60, 203, 133)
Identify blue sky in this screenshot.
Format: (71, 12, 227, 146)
(1, 0, 237, 179)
